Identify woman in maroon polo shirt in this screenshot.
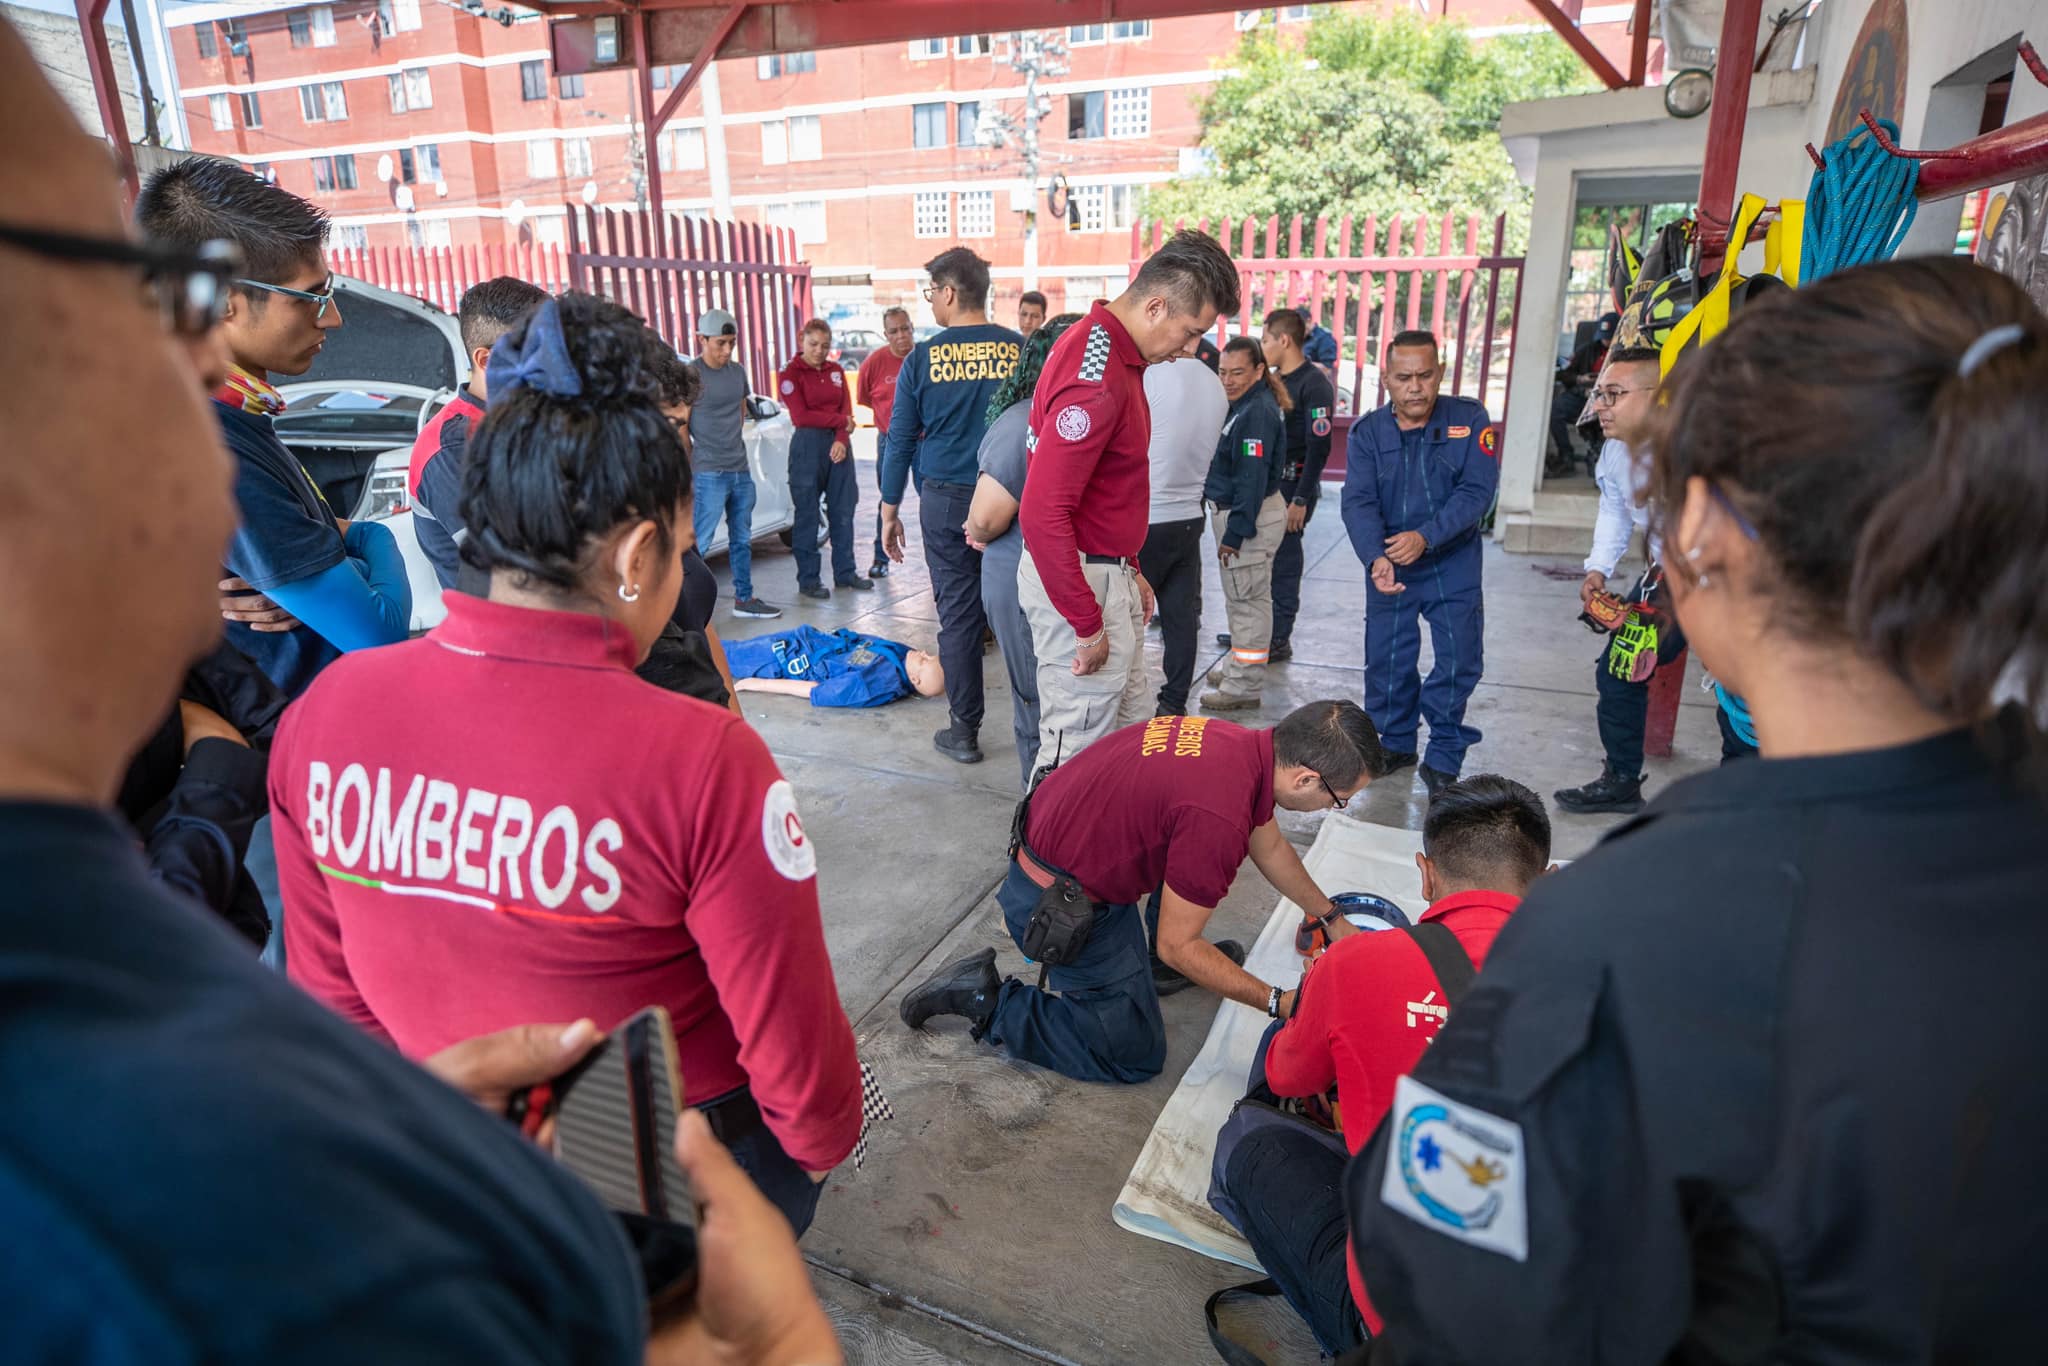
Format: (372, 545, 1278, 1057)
(269, 292, 862, 1235)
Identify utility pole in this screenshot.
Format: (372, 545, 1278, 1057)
(699, 61, 734, 220)
(978, 31, 1066, 293)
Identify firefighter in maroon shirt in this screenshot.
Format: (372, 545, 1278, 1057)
(1017, 230, 1242, 764)
(899, 700, 1381, 1084)
(779, 319, 870, 600)
(271, 293, 863, 1235)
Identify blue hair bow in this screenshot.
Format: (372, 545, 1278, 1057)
(486, 296, 582, 403)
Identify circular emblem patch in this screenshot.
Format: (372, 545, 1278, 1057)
(779, 379, 795, 395)
(1054, 404, 1092, 441)
(830, 370, 843, 385)
(760, 779, 816, 881)
(1312, 417, 1332, 438)
(1479, 426, 1500, 458)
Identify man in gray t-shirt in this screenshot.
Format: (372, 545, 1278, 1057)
(686, 310, 779, 618)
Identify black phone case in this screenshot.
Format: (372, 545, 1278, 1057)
(553, 1006, 695, 1227)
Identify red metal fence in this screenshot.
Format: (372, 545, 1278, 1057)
(328, 206, 814, 382)
(1131, 211, 1525, 444)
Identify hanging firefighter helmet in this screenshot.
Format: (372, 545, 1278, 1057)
(1614, 269, 1698, 353)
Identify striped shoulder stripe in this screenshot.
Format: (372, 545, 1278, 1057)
(1077, 323, 1112, 383)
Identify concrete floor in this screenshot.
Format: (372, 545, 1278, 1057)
(700, 455, 1726, 1364)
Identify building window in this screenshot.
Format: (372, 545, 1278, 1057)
(1279, 5, 1315, 21)
(251, 161, 275, 183)
(1108, 87, 1150, 138)
(787, 114, 821, 161)
(958, 190, 994, 238)
(527, 140, 557, 178)
(534, 216, 566, 247)
(288, 10, 311, 46)
(1113, 19, 1151, 38)
(908, 38, 945, 60)
(660, 126, 705, 172)
(240, 92, 262, 128)
(331, 223, 369, 250)
(1070, 22, 1149, 43)
(520, 59, 547, 101)
(1074, 184, 1141, 233)
(311, 153, 357, 192)
(221, 19, 245, 53)
(563, 138, 593, 177)
(760, 120, 787, 166)
(1067, 92, 1103, 140)
(415, 143, 442, 182)
(195, 23, 216, 58)
(389, 0, 422, 31)
(310, 5, 336, 47)
(650, 64, 685, 89)
(389, 68, 433, 113)
(913, 191, 950, 239)
(398, 146, 417, 183)
(300, 81, 348, 123)
(956, 101, 981, 147)
(912, 102, 947, 149)
(558, 73, 584, 99)
(766, 199, 827, 249)
(956, 34, 991, 56)
(757, 51, 814, 78)
(208, 93, 232, 131)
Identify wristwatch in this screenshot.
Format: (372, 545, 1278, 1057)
(1265, 985, 1283, 1019)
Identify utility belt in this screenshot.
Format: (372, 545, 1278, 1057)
(1083, 553, 1131, 567)
(1008, 776, 1099, 979)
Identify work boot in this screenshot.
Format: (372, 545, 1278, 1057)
(933, 721, 984, 765)
(869, 558, 891, 578)
(1378, 750, 1419, 775)
(1200, 689, 1261, 712)
(798, 584, 830, 601)
(900, 947, 1001, 1034)
(1152, 939, 1247, 996)
(1554, 765, 1645, 814)
(836, 574, 875, 591)
(1419, 765, 1456, 801)
(1269, 640, 1293, 664)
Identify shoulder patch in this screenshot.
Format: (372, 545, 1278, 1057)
(1480, 426, 1500, 457)
(760, 779, 817, 881)
(779, 379, 795, 395)
(1447, 424, 1471, 439)
(1381, 1073, 1528, 1261)
(1054, 404, 1092, 441)
(1078, 323, 1112, 383)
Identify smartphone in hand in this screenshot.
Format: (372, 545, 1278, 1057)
(549, 1005, 695, 1226)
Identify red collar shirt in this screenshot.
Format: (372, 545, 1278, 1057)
(778, 357, 851, 444)
(856, 347, 907, 436)
(268, 593, 863, 1171)
(1264, 888, 1522, 1330)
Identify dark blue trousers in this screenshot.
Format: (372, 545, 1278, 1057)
(984, 862, 1166, 1084)
(1218, 1121, 1367, 1355)
(788, 427, 858, 589)
(1594, 573, 1689, 780)
(1271, 486, 1314, 647)
(716, 1100, 824, 1236)
(1363, 538, 1484, 774)
(918, 479, 987, 731)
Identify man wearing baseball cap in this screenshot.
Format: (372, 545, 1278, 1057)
(690, 309, 780, 619)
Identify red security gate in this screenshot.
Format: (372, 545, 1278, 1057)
(1131, 211, 1525, 469)
(568, 207, 814, 385)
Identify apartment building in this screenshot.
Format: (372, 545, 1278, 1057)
(167, 1, 1651, 316)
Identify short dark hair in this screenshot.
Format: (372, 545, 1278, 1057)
(1605, 345, 1662, 368)
(646, 346, 700, 410)
(1129, 229, 1241, 318)
(1423, 775, 1551, 892)
(801, 317, 832, 339)
(136, 156, 328, 290)
(925, 247, 992, 311)
(1388, 329, 1440, 360)
(1263, 308, 1307, 346)
(1272, 700, 1383, 789)
(1019, 290, 1047, 310)
(459, 276, 547, 357)
(460, 292, 691, 593)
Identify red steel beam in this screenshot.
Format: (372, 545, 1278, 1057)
(1909, 110, 2048, 202)
(1628, 0, 1651, 87)
(1692, 0, 1763, 276)
(1523, 0, 1628, 90)
(74, 0, 138, 197)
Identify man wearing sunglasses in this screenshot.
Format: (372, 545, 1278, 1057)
(137, 158, 410, 702)
(900, 700, 1381, 1085)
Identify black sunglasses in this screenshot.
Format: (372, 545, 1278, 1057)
(0, 223, 241, 337)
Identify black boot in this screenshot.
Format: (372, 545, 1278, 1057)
(1418, 764, 1456, 800)
(1378, 750, 1419, 775)
(1152, 939, 1247, 996)
(1554, 765, 1645, 814)
(933, 722, 984, 765)
(900, 948, 1001, 1034)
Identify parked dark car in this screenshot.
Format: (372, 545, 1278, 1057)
(829, 327, 884, 370)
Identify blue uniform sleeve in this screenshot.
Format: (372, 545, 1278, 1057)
(1341, 420, 1388, 566)
(225, 457, 346, 593)
(1298, 368, 1337, 500)
(1417, 407, 1501, 552)
(265, 522, 411, 653)
(1223, 406, 1283, 549)
(881, 345, 924, 505)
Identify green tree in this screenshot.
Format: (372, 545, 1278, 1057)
(1148, 10, 1597, 251)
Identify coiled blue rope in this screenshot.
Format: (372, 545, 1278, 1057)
(1802, 118, 1919, 282)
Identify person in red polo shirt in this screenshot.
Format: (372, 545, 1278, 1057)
(855, 307, 914, 578)
(779, 319, 869, 600)
(899, 700, 1381, 1084)
(272, 292, 863, 1236)
(409, 276, 546, 590)
(1017, 230, 1241, 763)
(1218, 775, 1551, 1354)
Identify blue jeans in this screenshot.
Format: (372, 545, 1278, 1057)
(692, 470, 756, 602)
(983, 862, 1166, 1083)
(787, 428, 858, 588)
(716, 1098, 825, 1237)
(1218, 1120, 1367, 1355)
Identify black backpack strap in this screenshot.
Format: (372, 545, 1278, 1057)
(1205, 1279, 1283, 1366)
(1402, 921, 1476, 1008)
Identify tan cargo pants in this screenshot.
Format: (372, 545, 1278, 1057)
(1017, 546, 1153, 769)
(1208, 493, 1287, 698)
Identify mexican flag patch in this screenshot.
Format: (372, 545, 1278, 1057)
(1243, 438, 1264, 459)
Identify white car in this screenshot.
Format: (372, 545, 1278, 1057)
(274, 276, 798, 632)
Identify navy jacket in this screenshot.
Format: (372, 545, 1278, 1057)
(1204, 384, 1287, 550)
(1340, 394, 1498, 568)
(880, 324, 1022, 500)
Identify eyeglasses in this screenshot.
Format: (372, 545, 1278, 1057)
(238, 275, 339, 321)
(0, 223, 241, 337)
(1589, 385, 1649, 407)
(921, 282, 954, 303)
(1315, 772, 1349, 810)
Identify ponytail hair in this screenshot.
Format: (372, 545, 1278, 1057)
(1222, 335, 1293, 412)
(1649, 256, 2048, 730)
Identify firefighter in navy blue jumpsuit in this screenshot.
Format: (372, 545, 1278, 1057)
(1340, 332, 1498, 792)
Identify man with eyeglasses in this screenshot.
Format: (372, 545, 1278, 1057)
(1555, 347, 1678, 815)
(898, 700, 1381, 1085)
(136, 158, 409, 701)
